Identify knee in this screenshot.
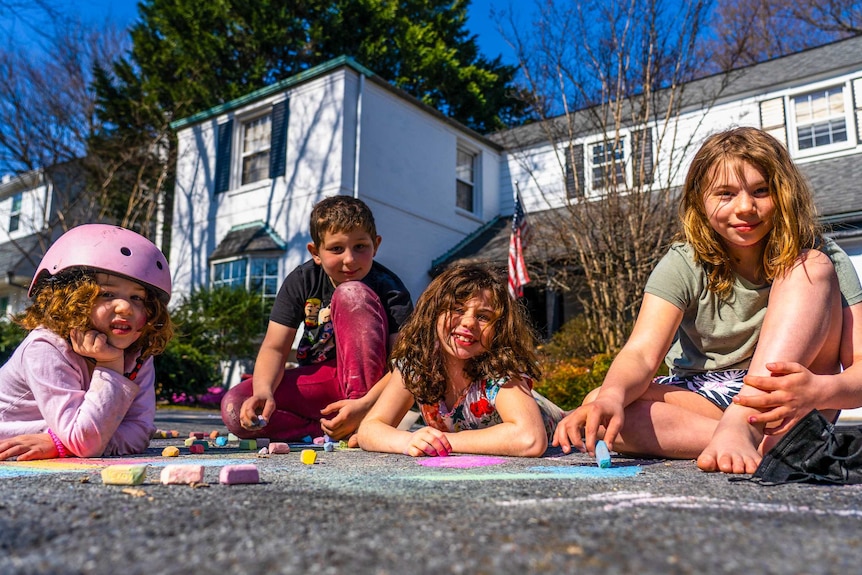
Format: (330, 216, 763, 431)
(772, 249, 837, 293)
(582, 386, 601, 406)
(331, 282, 383, 315)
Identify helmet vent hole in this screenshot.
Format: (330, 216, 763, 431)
(120, 247, 132, 256)
(156, 261, 164, 270)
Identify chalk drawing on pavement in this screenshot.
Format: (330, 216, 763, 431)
(405, 465, 641, 482)
(417, 455, 507, 468)
(0, 457, 250, 479)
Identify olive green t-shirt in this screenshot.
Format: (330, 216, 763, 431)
(645, 239, 862, 376)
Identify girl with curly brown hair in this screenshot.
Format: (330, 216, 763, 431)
(0, 224, 174, 460)
(358, 263, 563, 457)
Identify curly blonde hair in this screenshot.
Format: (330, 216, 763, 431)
(680, 127, 820, 298)
(391, 263, 541, 405)
(15, 270, 174, 359)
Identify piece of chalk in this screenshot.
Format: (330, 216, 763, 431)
(189, 431, 205, 439)
(301, 449, 317, 465)
(209, 430, 220, 439)
(161, 446, 180, 457)
(228, 433, 239, 441)
(101, 464, 148, 485)
(239, 439, 257, 451)
(183, 437, 196, 447)
(269, 442, 290, 454)
(595, 440, 612, 468)
(313, 436, 325, 445)
(255, 438, 270, 448)
(248, 415, 267, 429)
(214, 436, 228, 447)
(219, 464, 260, 485)
(192, 440, 209, 449)
(189, 444, 204, 454)
(323, 442, 335, 452)
(160, 464, 205, 485)
(258, 447, 269, 455)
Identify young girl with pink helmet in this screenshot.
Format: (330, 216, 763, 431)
(0, 224, 174, 460)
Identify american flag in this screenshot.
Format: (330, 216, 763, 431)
(508, 189, 531, 299)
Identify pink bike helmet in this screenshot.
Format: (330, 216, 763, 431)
(28, 224, 172, 303)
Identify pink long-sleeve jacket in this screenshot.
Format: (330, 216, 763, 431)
(0, 328, 156, 457)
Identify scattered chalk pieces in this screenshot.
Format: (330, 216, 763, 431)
(160, 464, 205, 485)
(189, 432, 205, 439)
(219, 464, 260, 485)
(269, 442, 290, 454)
(183, 437, 196, 447)
(209, 430, 220, 439)
(161, 446, 180, 457)
(301, 449, 317, 465)
(323, 442, 335, 452)
(214, 436, 228, 447)
(595, 440, 612, 468)
(239, 439, 257, 451)
(101, 464, 148, 485)
(313, 436, 325, 445)
(189, 444, 204, 454)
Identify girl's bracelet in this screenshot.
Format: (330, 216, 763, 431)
(46, 428, 68, 458)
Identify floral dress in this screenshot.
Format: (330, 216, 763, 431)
(418, 376, 564, 441)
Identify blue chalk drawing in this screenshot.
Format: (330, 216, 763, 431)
(405, 465, 641, 482)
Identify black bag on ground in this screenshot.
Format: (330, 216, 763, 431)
(739, 409, 862, 485)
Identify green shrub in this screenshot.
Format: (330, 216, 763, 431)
(535, 353, 613, 411)
(0, 321, 25, 365)
(153, 340, 221, 405)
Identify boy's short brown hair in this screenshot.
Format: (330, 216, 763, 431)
(309, 196, 377, 246)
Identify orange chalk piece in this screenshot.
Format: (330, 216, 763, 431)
(101, 464, 148, 485)
(209, 430, 221, 439)
(300, 449, 317, 465)
(219, 464, 260, 485)
(160, 464, 205, 485)
(161, 446, 180, 457)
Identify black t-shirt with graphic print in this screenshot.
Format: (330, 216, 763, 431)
(269, 259, 413, 365)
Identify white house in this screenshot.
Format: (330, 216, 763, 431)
(168, 57, 503, 308)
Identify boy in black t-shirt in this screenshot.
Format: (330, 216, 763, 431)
(220, 196, 413, 443)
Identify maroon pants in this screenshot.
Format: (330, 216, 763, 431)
(221, 282, 389, 440)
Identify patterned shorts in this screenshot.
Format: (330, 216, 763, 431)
(653, 369, 746, 410)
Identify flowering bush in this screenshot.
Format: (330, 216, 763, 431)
(169, 386, 227, 408)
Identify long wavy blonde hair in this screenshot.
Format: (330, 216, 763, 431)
(680, 127, 820, 298)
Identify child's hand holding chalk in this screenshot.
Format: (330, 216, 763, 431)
(595, 440, 612, 468)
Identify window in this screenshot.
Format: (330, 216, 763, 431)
(456, 147, 477, 212)
(8, 193, 21, 232)
(213, 256, 280, 307)
(591, 138, 625, 190)
(241, 114, 272, 185)
(214, 99, 289, 194)
(793, 87, 848, 151)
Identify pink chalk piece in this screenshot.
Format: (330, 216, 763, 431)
(160, 464, 205, 485)
(312, 436, 325, 445)
(417, 455, 508, 468)
(219, 464, 260, 485)
(269, 442, 290, 454)
(188, 444, 204, 454)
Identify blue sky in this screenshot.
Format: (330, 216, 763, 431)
(1, 0, 524, 67)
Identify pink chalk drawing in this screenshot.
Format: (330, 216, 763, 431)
(417, 455, 508, 468)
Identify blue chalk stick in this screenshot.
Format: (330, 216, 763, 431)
(595, 440, 611, 468)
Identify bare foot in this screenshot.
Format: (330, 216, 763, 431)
(697, 418, 763, 474)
